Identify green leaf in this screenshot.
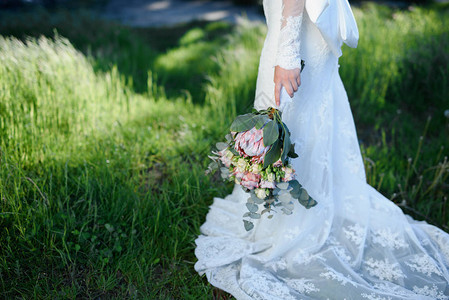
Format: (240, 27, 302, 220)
(288, 142, 298, 158)
(261, 208, 271, 215)
(299, 196, 318, 209)
(289, 180, 302, 198)
(249, 212, 261, 219)
(246, 203, 258, 213)
(283, 202, 294, 210)
(243, 220, 254, 231)
(297, 188, 318, 209)
(263, 140, 281, 168)
(299, 188, 309, 201)
(281, 132, 291, 164)
(216, 142, 228, 151)
(252, 195, 264, 204)
(255, 115, 270, 129)
(243, 212, 250, 218)
(282, 122, 291, 135)
(263, 120, 279, 146)
(281, 208, 293, 215)
(230, 113, 259, 132)
(277, 182, 289, 190)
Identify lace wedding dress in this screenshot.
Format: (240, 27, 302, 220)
(194, 0, 449, 298)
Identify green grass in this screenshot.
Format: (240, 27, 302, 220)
(0, 3, 448, 298)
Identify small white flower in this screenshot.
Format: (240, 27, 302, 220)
(251, 163, 262, 174)
(255, 188, 267, 199)
(267, 172, 276, 182)
(236, 158, 247, 172)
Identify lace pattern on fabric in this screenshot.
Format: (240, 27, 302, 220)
(275, 15, 303, 70)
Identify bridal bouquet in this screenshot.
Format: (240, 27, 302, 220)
(207, 107, 317, 231)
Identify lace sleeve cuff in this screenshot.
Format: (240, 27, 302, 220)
(275, 14, 303, 70)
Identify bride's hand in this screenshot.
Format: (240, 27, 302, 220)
(274, 65, 301, 107)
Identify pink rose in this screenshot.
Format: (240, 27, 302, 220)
(240, 172, 261, 190)
(282, 166, 295, 182)
(260, 180, 276, 189)
(273, 159, 283, 168)
(233, 168, 245, 179)
(218, 149, 233, 167)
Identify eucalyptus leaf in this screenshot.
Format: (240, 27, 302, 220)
(230, 113, 259, 132)
(263, 140, 281, 168)
(243, 212, 250, 218)
(225, 134, 232, 142)
(261, 208, 271, 215)
(208, 162, 218, 171)
(283, 202, 294, 210)
(263, 120, 279, 146)
(277, 192, 291, 203)
(281, 208, 293, 215)
(299, 188, 309, 201)
(246, 203, 258, 213)
(289, 180, 302, 198)
(243, 220, 254, 231)
(216, 142, 228, 151)
(250, 212, 261, 219)
(253, 196, 264, 205)
(277, 182, 289, 190)
(268, 215, 274, 219)
(299, 196, 318, 209)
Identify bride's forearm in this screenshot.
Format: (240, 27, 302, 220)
(274, 0, 304, 107)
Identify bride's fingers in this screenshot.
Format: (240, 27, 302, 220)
(284, 82, 294, 98)
(274, 82, 281, 107)
(296, 74, 301, 87)
(290, 78, 298, 92)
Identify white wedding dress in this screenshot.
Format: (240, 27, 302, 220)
(194, 0, 449, 298)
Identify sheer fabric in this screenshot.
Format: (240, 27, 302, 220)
(195, 0, 449, 299)
(275, 0, 304, 70)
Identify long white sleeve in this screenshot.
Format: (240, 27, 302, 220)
(275, 0, 305, 70)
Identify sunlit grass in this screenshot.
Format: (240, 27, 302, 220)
(0, 3, 448, 298)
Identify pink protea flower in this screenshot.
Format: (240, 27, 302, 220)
(240, 172, 261, 190)
(234, 127, 269, 161)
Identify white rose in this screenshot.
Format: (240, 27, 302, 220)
(225, 149, 234, 159)
(251, 163, 262, 174)
(255, 188, 267, 199)
(236, 158, 247, 172)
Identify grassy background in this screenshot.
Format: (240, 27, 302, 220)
(0, 3, 448, 298)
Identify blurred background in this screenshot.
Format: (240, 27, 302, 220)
(0, 0, 448, 298)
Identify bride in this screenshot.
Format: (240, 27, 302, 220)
(194, 0, 449, 299)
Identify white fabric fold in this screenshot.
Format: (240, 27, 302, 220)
(305, 0, 359, 57)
